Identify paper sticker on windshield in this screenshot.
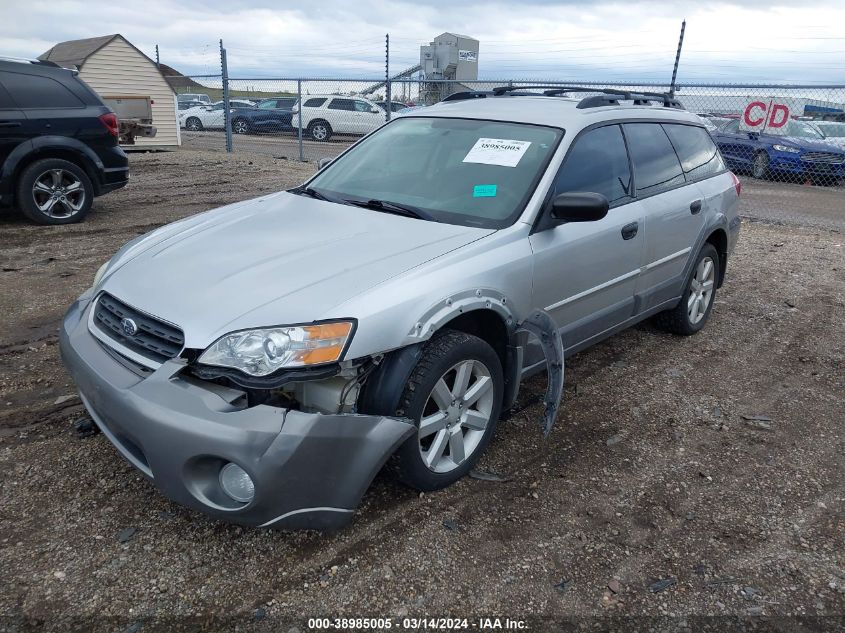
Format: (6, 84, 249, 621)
(463, 138, 532, 168)
(473, 184, 497, 197)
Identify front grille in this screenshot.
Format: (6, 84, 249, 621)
(93, 292, 184, 363)
(801, 152, 845, 164)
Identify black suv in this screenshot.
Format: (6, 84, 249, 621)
(0, 59, 129, 225)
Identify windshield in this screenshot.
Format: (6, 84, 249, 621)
(786, 120, 824, 139)
(819, 123, 845, 138)
(306, 117, 563, 229)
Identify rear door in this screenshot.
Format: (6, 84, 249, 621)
(326, 98, 357, 134)
(0, 76, 27, 180)
(529, 123, 645, 350)
(713, 119, 754, 169)
(624, 122, 707, 311)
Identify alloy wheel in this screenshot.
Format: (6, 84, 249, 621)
(312, 125, 328, 140)
(234, 120, 248, 134)
(687, 256, 715, 324)
(31, 169, 86, 219)
(417, 359, 495, 473)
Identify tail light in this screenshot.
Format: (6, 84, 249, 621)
(98, 112, 119, 137)
(729, 171, 741, 197)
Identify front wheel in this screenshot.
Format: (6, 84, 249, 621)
(391, 330, 503, 491)
(653, 243, 720, 336)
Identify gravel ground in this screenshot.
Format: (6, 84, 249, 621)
(1, 151, 844, 632)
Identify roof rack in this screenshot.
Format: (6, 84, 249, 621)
(445, 84, 684, 110)
(0, 56, 60, 67)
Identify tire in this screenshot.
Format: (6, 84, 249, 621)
(16, 158, 93, 225)
(391, 329, 504, 491)
(751, 151, 770, 179)
(653, 243, 720, 336)
(308, 120, 332, 142)
(185, 117, 203, 132)
(233, 118, 250, 135)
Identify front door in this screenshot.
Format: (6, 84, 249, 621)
(529, 123, 645, 350)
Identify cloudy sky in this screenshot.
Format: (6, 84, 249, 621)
(2, 0, 844, 84)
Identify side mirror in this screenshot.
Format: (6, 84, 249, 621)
(316, 157, 332, 171)
(550, 192, 609, 223)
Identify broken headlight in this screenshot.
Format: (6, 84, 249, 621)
(197, 321, 354, 377)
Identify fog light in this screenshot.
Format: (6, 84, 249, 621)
(219, 463, 255, 503)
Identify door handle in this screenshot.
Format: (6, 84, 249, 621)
(621, 222, 639, 240)
(0, 121, 22, 128)
(690, 200, 703, 215)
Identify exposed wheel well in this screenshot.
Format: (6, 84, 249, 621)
(439, 310, 508, 374)
(705, 229, 728, 287)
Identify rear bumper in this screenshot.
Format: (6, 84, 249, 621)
(59, 293, 414, 529)
(95, 145, 129, 195)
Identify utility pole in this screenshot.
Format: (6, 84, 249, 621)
(669, 20, 686, 97)
(155, 44, 160, 69)
(385, 33, 391, 121)
(220, 39, 233, 153)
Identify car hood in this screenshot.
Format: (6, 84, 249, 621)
(99, 192, 494, 348)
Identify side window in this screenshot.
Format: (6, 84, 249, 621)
(211, 103, 224, 111)
(258, 100, 276, 109)
(354, 100, 373, 112)
(328, 99, 355, 111)
(552, 124, 632, 206)
(663, 124, 726, 180)
(722, 119, 740, 134)
(623, 123, 685, 196)
(2, 72, 84, 108)
(303, 97, 327, 107)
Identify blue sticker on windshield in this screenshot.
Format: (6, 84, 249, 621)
(473, 184, 497, 197)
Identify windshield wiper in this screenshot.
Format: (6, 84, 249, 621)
(343, 198, 436, 221)
(289, 186, 332, 201)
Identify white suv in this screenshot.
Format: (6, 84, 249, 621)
(292, 95, 385, 141)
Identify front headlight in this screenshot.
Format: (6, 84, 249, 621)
(773, 144, 800, 153)
(92, 260, 110, 288)
(197, 321, 354, 376)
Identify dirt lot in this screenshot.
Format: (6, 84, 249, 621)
(1, 151, 844, 631)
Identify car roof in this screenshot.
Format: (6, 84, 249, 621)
(302, 94, 375, 101)
(401, 94, 703, 131)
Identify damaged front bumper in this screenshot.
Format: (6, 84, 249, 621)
(58, 295, 415, 529)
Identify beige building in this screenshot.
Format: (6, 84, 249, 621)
(39, 34, 180, 149)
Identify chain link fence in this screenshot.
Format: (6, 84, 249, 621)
(172, 78, 845, 227)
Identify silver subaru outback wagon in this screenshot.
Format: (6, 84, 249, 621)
(60, 87, 741, 529)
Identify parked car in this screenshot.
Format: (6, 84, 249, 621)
(812, 120, 845, 150)
(177, 93, 211, 104)
(712, 118, 845, 183)
(60, 87, 740, 529)
(231, 97, 296, 135)
(0, 58, 129, 224)
(178, 100, 256, 131)
(375, 100, 409, 113)
(291, 95, 385, 141)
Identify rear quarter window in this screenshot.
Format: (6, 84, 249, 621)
(663, 123, 726, 180)
(2, 71, 84, 109)
(623, 123, 685, 196)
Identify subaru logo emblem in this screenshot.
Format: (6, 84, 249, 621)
(120, 318, 138, 336)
